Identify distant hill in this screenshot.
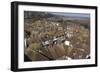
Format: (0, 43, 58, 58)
(24, 11, 54, 19)
(24, 11, 90, 20)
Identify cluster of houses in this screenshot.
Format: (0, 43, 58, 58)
(24, 18, 90, 61)
(34, 19, 74, 48)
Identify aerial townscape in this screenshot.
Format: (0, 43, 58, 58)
(24, 11, 90, 61)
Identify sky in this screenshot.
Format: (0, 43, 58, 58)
(51, 12, 90, 18)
